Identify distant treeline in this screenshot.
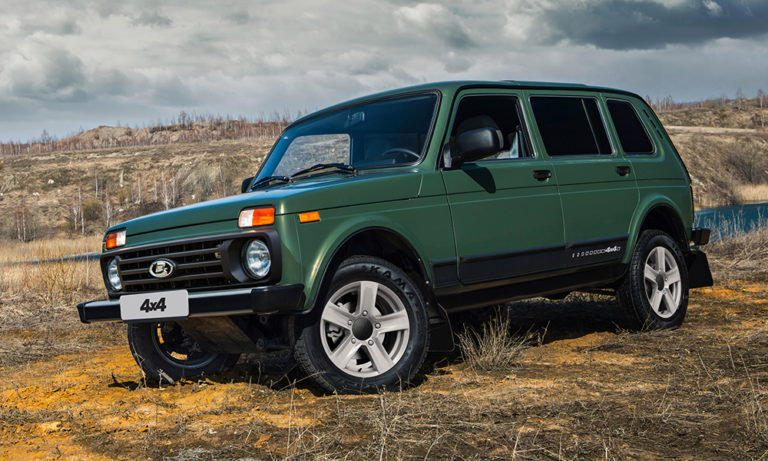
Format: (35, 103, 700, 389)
(3, 91, 767, 156)
(648, 89, 766, 114)
(0, 112, 296, 156)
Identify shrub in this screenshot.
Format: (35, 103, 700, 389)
(724, 144, 768, 184)
(82, 197, 104, 222)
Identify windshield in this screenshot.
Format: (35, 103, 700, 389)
(258, 93, 438, 180)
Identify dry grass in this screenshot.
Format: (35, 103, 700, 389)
(457, 308, 533, 372)
(0, 238, 103, 305)
(738, 184, 768, 203)
(0, 235, 101, 264)
(0, 231, 768, 459)
(5, 279, 768, 459)
(706, 218, 768, 281)
(670, 128, 768, 207)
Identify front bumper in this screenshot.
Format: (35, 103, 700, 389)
(77, 284, 305, 323)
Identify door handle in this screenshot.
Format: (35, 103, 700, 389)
(616, 166, 631, 176)
(533, 170, 552, 181)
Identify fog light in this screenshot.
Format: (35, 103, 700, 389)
(243, 239, 271, 279)
(107, 258, 122, 290)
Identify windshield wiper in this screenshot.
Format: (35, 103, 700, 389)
(250, 175, 292, 190)
(290, 163, 356, 179)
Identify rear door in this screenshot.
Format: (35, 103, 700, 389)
(526, 92, 638, 268)
(440, 91, 566, 286)
(604, 97, 694, 230)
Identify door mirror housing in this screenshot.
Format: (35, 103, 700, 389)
(449, 128, 503, 168)
(241, 177, 254, 193)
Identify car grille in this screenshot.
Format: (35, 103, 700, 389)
(117, 239, 229, 293)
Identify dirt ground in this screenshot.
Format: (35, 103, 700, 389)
(1, 275, 767, 460)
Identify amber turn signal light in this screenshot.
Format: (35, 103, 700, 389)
(105, 230, 126, 249)
(239, 207, 275, 228)
(298, 211, 320, 223)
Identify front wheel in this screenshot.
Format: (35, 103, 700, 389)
(293, 256, 429, 393)
(617, 230, 689, 329)
(127, 322, 240, 384)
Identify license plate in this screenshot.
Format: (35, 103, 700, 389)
(120, 290, 189, 322)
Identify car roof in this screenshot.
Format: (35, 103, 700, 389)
(289, 80, 643, 128)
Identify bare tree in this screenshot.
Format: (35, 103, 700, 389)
(104, 191, 113, 228)
(136, 173, 142, 204)
(736, 88, 744, 111)
(161, 171, 170, 210)
(72, 189, 83, 235)
(14, 205, 27, 241)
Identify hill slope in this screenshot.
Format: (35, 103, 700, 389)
(0, 99, 767, 240)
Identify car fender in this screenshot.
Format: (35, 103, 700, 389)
(298, 215, 435, 312)
(625, 194, 688, 264)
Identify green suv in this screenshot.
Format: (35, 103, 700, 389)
(78, 81, 712, 392)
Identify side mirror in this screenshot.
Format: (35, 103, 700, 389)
(241, 177, 254, 193)
(450, 128, 503, 168)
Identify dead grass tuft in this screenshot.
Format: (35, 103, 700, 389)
(457, 308, 533, 372)
(0, 239, 103, 306)
(707, 218, 768, 280)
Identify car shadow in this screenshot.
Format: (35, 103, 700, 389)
(442, 292, 629, 363)
(503, 293, 629, 344)
(109, 293, 630, 396)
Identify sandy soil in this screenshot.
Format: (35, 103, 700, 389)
(2, 280, 767, 460)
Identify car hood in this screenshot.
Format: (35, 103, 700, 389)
(112, 171, 423, 237)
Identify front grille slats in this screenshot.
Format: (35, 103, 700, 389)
(123, 271, 227, 286)
(116, 239, 229, 293)
(176, 260, 222, 270)
(119, 247, 219, 264)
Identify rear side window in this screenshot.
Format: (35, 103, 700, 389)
(530, 97, 611, 156)
(607, 100, 654, 154)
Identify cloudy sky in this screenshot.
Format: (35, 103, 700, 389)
(1, 0, 767, 141)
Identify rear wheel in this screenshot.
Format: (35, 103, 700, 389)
(293, 256, 429, 393)
(127, 322, 240, 384)
(617, 230, 689, 329)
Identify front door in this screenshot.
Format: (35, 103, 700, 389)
(440, 92, 566, 285)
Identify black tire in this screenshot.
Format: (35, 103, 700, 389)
(617, 230, 689, 330)
(127, 322, 240, 385)
(293, 256, 429, 393)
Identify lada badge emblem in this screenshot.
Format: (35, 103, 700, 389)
(148, 258, 176, 279)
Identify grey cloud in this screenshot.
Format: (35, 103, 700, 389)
(26, 19, 82, 36)
(133, 11, 173, 27)
(394, 3, 476, 48)
(334, 51, 393, 76)
(8, 47, 90, 102)
(443, 52, 472, 73)
(151, 76, 198, 107)
(539, 0, 768, 50)
(1, 0, 768, 142)
(91, 69, 145, 96)
(223, 9, 251, 25)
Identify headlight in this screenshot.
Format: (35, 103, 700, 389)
(243, 239, 271, 279)
(107, 258, 122, 290)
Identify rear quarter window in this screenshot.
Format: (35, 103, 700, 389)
(607, 99, 655, 154)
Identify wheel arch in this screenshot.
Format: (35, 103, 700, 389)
(627, 197, 689, 262)
(302, 223, 435, 313)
